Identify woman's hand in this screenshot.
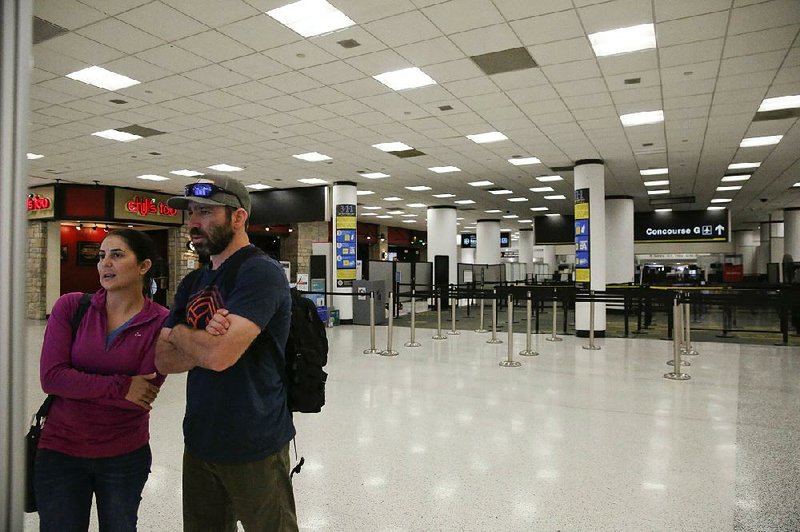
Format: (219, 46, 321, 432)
(205, 309, 231, 336)
(124, 373, 159, 411)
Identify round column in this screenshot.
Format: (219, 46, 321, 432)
(332, 181, 357, 321)
(605, 196, 634, 284)
(519, 228, 534, 277)
(758, 221, 771, 276)
(427, 206, 458, 284)
(784, 208, 800, 281)
(574, 159, 606, 336)
(476, 219, 501, 264)
(733, 229, 759, 276)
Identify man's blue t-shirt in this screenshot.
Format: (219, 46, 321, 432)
(165, 245, 295, 464)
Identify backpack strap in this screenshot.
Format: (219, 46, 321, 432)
(218, 245, 266, 295)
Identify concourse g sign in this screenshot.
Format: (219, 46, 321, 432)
(634, 209, 729, 243)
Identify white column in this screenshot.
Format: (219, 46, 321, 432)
(784, 208, 800, 260)
(757, 222, 771, 275)
(733, 229, 759, 276)
(574, 159, 606, 335)
(605, 196, 634, 284)
(332, 181, 357, 321)
(476, 219, 501, 264)
(1, 0, 33, 525)
(46, 221, 61, 314)
(541, 245, 556, 274)
(427, 206, 458, 284)
(770, 211, 784, 266)
(518, 228, 534, 276)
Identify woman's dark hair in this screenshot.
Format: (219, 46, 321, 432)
(106, 229, 162, 297)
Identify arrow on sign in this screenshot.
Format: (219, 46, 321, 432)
(715, 224, 725, 235)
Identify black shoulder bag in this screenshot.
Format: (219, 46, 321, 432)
(24, 293, 92, 513)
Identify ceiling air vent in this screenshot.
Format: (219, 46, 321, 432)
(471, 47, 538, 75)
(337, 39, 361, 49)
(33, 17, 68, 44)
(117, 125, 165, 138)
(438, 105, 453, 111)
(624, 77, 641, 85)
(649, 195, 695, 206)
(550, 166, 574, 172)
(391, 149, 426, 158)
(753, 108, 800, 121)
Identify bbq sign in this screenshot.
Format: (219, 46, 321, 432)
(634, 209, 728, 243)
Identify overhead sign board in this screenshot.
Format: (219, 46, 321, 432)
(460, 232, 512, 248)
(634, 209, 729, 243)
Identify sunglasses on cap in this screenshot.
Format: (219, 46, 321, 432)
(183, 182, 243, 208)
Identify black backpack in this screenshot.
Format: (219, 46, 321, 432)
(182, 246, 328, 413)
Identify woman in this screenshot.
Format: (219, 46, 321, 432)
(35, 229, 169, 531)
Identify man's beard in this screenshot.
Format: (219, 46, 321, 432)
(191, 221, 234, 256)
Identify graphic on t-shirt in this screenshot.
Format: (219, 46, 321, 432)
(186, 286, 223, 328)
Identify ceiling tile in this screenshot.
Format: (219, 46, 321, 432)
(542, 59, 602, 82)
(345, 49, 411, 77)
(330, 0, 417, 23)
(723, 25, 799, 58)
(423, 0, 504, 34)
(163, 0, 260, 27)
(529, 38, 594, 66)
(656, 12, 730, 47)
(449, 24, 523, 56)
(302, 62, 367, 85)
(221, 53, 290, 80)
(424, 58, 484, 83)
(490, 69, 549, 91)
(183, 64, 251, 88)
(491, 0, 574, 21)
(38, 33, 124, 66)
(117, 1, 208, 41)
(175, 30, 254, 62)
(396, 37, 465, 66)
(136, 44, 210, 73)
(659, 39, 724, 68)
(654, 0, 732, 22)
(511, 10, 585, 46)
(577, 0, 653, 34)
(218, 15, 301, 51)
(598, 49, 658, 76)
(34, 0, 106, 30)
(365, 11, 442, 47)
(729, 0, 800, 35)
(77, 18, 165, 54)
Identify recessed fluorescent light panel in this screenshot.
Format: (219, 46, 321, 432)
(356, 190, 374, 196)
(387, 210, 405, 215)
(406, 203, 427, 208)
(454, 199, 475, 205)
(468, 180, 493, 186)
(372, 142, 412, 152)
(545, 213, 560, 217)
(384, 197, 402, 201)
(429, 166, 460, 173)
(740, 135, 783, 147)
(728, 162, 760, 170)
(207, 164, 242, 172)
(710, 198, 732, 203)
(298, 178, 328, 185)
(373, 67, 436, 91)
(293, 152, 331, 162)
(640, 168, 668, 176)
(588, 23, 656, 57)
(508, 197, 528, 202)
(489, 189, 513, 195)
(401, 214, 418, 217)
(536, 175, 563, 182)
(27, 153, 44, 159)
(361, 212, 377, 216)
(136, 174, 169, 181)
(647, 190, 669, 195)
(758, 95, 800, 112)
(530, 207, 549, 212)
(620, 110, 664, 127)
(518, 219, 533, 223)
(247, 184, 273, 190)
(503, 214, 518, 219)
(655, 208, 672, 213)
(530, 186, 554, 192)
(794, 182, 800, 188)
(363, 206, 381, 210)
(92, 129, 142, 142)
(402, 220, 416, 223)
(466, 131, 508, 144)
(707, 206, 726, 211)
(644, 180, 669, 187)
(721, 175, 750, 182)
(376, 215, 392, 219)
(170, 169, 204, 177)
(544, 195, 566, 200)
(433, 193, 456, 198)
(508, 157, 541, 166)
(485, 209, 502, 213)
(66, 66, 140, 91)
(405, 186, 431, 191)
(360, 172, 390, 179)
(266, 0, 355, 38)
(716, 186, 742, 191)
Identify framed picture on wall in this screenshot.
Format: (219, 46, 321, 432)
(76, 241, 100, 266)
(61, 245, 68, 262)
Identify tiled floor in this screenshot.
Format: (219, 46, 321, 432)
(23, 319, 800, 531)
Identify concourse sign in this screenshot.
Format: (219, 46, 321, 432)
(634, 209, 729, 243)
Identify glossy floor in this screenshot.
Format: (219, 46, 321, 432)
(23, 320, 800, 531)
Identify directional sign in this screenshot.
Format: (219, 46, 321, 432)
(634, 209, 729, 243)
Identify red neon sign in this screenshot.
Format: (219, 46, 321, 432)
(27, 193, 51, 211)
(125, 196, 178, 217)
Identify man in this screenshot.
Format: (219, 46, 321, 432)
(156, 175, 297, 531)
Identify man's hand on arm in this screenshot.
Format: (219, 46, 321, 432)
(165, 312, 261, 372)
(155, 327, 197, 375)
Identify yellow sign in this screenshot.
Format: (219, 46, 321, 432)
(575, 269, 590, 283)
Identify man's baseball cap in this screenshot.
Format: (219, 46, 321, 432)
(167, 174, 251, 215)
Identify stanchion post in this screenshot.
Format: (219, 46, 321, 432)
(519, 291, 538, 356)
(404, 289, 421, 348)
(380, 291, 399, 356)
(582, 291, 601, 350)
(448, 286, 460, 335)
(682, 293, 698, 356)
(487, 290, 503, 344)
(546, 289, 562, 342)
(500, 294, 521, 367)
(475, 291, 488, 333)
(363, 291, 381, 354)
(432, 287, 448, 340)
(665, 297, 690, 379)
